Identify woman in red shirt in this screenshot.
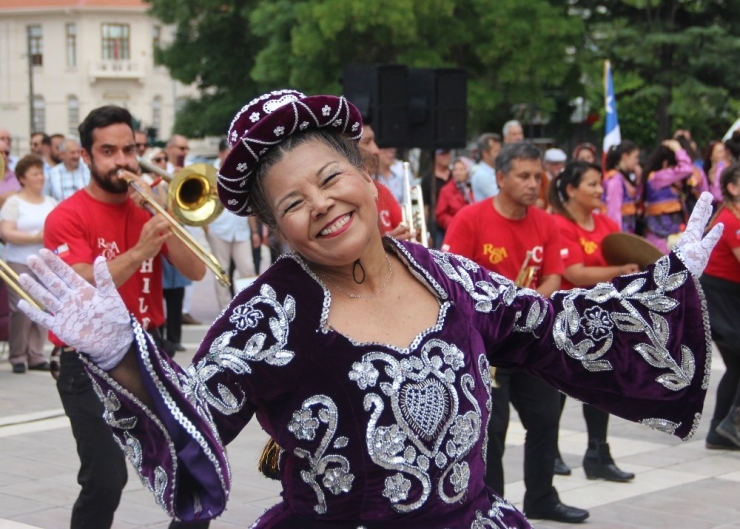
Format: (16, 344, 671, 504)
(549, 160, 640, 482)
(701, 163, 740, 449)
(435, 157, 474, 233)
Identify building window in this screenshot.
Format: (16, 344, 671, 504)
(28, 25, 43, 66)
(152, 96, 162, 130)
(33, 95, 46, 133)
(66, 23, 77, 67)
(152, 26, 161, 49)
(68, 96, 79, 136)
(101, 23, 130, 60)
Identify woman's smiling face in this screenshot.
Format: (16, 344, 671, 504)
(263, 139, 379, 266)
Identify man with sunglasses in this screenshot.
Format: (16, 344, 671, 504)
(134, 130, 149, 157)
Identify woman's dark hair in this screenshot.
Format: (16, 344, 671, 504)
(724, 131, 740, 162)
(675, 135, 698, 161)
(604, 140, 638, 171)
(78, 105, 133, 153)
(643, 144, 677, 177)
(703, 140, 722, 177)
(548, 160, 603, 218)
(719, 162, 740, 202)
(13, 154, 45, 184)
(247, 129, 365, 231)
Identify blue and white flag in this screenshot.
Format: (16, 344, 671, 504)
(603, 60, 621, 154)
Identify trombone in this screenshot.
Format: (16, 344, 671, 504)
(0, 257, 45, 312)
(137, 157, 224, 227)
(119, 169, 231, 287)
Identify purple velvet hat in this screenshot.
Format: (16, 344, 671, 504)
(217, 89, 364, 216)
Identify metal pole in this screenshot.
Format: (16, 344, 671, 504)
(27, 27, 35, 135)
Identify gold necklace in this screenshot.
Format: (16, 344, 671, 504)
(320, 254, 393, 299)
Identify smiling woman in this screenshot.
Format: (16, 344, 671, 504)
(16, 90, 726, 528)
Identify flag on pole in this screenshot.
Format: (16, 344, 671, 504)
(603, 60, 621, 154)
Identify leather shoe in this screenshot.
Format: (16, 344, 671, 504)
(554, 456, 572, 476)
(525, 502, 590, 523)
(174, 343, 187, 352)
(28, 361, 51, 371)
(12, 363, 26, 374)
(182, 313, 202, 325)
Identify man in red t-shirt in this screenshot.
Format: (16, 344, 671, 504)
(443, 142, 589, 524)
(358, 122, 410, 239)
(44, 105, 207, 529)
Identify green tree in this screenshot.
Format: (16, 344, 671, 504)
(574, 0, 740, 146)
(147, 0, 584, 138)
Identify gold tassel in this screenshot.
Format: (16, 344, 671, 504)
(258, 438, 283, 480)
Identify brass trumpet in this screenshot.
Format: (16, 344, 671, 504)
(401, 162, 429, 246)
(119, 170, 231, 287)
(137, 158, 224, 227)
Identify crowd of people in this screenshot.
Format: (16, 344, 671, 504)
(0, 88, 728, 529)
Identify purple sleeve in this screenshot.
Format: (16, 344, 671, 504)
(650, 150, 695, 189)
(433, 250, 710, 441)
(81, 279, 303, 522)
(603, 175, 624, 227)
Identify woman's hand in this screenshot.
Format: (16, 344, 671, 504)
(620, 263, 640, 275)
(674, 192, 723, 276)
(17, 248, 134, 370)
(662, 139, 682, 152)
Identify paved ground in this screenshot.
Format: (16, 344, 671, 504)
(1, 266, 740, 528)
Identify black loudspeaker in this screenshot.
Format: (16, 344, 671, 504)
(409, 68, 467, 150)
(342, 64, 409, 147)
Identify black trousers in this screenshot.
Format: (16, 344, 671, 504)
(58, 352, 209, 528)
(485, 369, 561, 512)
(163, 286, 185, 344)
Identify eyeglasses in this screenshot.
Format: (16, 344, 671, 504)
(152, 157, 168, 163)
(135, 142, 148, 148)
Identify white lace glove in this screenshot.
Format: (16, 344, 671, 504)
(17, 248, 134, 370)
(674, 192, 724, 276)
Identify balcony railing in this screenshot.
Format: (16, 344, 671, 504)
(89, 60, 144, 82)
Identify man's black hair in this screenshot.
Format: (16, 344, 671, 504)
(78, 105, 134, 153)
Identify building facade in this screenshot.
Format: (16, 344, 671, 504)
(0, 0, 198, 156)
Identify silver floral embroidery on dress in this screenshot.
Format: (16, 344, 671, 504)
(179, 283, 297, 417)
(553, 255, 695, 391)
(352, 338, 481, 512)
(430, 249, 546, 334)
(89, 371, 171, 512)
(468, 497, 519, 529)
(290, 396, 355, 514)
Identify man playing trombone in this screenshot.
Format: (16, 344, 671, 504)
(43, 105, 207, 529)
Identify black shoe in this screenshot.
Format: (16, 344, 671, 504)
(525, 502, 590, 523)
(174, 343, 186, 352)
(12, 363, 26, 374)
(28, 361, 51, 371)
(706, 430, 740, 450)
(583, 441, 635, 482)
(716, 407, 740, 447)
(554, 456, 572, 476)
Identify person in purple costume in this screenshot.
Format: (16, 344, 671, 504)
(17, 90, 724, 528)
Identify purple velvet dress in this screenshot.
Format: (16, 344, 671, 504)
(83, 238, 710, 528)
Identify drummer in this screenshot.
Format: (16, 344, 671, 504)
(548, 160, 639, 482)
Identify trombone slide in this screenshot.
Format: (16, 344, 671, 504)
(121, 172, 231, 287)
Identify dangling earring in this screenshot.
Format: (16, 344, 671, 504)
(352, 259, 366, 284)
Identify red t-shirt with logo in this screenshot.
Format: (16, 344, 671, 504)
(554, 212, 620, 290)
(442, 199, 564, 287)
(44, 189, 166, 336)
(375, 181, 402, 234)
(703, 206, 740, 283)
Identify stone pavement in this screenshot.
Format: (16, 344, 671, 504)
(1, 268, 740, 528)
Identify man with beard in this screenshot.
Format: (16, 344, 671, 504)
(43, 105, 208, 529)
